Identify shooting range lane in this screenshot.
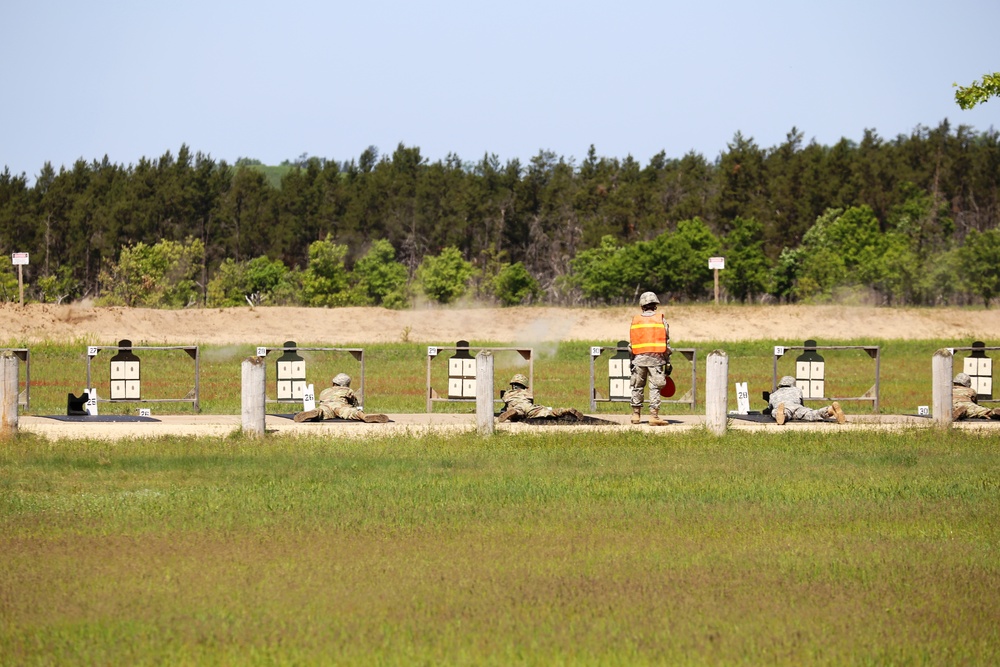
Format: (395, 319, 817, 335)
(4, 306, 1000, 440)
(16, 411, 996, 441)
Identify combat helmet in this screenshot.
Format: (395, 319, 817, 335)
(332, 373, 352, 387)
(953, 373, 972, 388)
(509, 373, 529, 388)
(639, 291, 660, 307)
(777, 375, 796, 388)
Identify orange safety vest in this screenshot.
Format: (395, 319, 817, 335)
(630, 314, 668, 354)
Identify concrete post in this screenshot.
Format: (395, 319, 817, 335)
(932, 348, 953, 429)
(476, 351, 495, 436)
(241, 356, 266, 437)
(705, 350, 729, 436)
(0, 352, 18, 439)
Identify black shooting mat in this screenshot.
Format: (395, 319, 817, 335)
(729, 412, 842, 424)
(519, 414, 621, 426)
(271, 414, 395, 423)
(729, 413, 775, 423)
(42, 415, 161, 423)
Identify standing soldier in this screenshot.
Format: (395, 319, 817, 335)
(952, 373, 1000, 419)
(629, 291, 671, 426)
(293, 373, 389, 423)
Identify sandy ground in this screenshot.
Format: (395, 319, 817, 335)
(5, 303, 996, 440)
(2, 302, 997, 345)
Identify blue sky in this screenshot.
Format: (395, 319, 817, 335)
(2, 0, 998, 180)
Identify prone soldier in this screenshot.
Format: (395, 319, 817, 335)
(498, 374, 584, 422)
(768, 375, 846, 425)
(293, 373, 389, 423)
(952, 373, 1000, 420)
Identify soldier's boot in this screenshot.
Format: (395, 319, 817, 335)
(774, 403, 786, 425)
(567, 408, 585, 421)
(360, 412, 389, 423)
(992, 407, 1000, 419)
(498, 409, 518, 423)
(648, 409, 669, 426)
(293, 408, 323, 423)
(953, 406, 965, 420)
(630, 406, 642, 424)
(830, 401, 846, 424)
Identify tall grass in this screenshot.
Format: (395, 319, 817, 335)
(4, 338, 972, 416)
(1, 428, 998, 664)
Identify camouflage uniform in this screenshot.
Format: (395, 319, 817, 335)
(502, 386, 556, 419)
(768, 376, 844, 423)
(294, 373, 388, 423)
(499, 374, 582, 422)
(952, 373, 995, 419)
(630, 315, 669, 412)
(316, 385, 365, 420)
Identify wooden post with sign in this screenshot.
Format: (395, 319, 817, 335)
(11, 253, 29, 307)
(708, 256, 725, 305)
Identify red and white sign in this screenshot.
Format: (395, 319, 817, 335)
(708, 256, 725, 270)
(11, 252, 29, 265)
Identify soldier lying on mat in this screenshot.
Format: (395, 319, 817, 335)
(293, 373, 389, 423)
(952, 373, 1000, 420)
(498, 374, 584, 423)
(767, 375, 846, 425)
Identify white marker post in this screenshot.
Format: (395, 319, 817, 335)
(733, 381, 750, 415)
(708, 256, 725, 306)
(85, 388, 98, 416)
(475, 350, 494, 436)
(1, 351, 18, 438)
(241, 356, 266, 437)
(302, 383, 316, 412)
(706, 350, 729, 435)
(931, 348, 953, 429)
(11, 252, 28, 308)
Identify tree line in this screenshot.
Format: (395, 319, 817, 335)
(1, 119, 999, 307)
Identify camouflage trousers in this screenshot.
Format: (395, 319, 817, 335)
(524, 405, 556, 418)
(318, 403, 365, 421)
(953, 401, 993, 420)
(777, 404, 835, 422)
(631, 365, 666, 411)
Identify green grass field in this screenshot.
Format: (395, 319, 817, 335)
(4, 338, 971, 417)
(1, 428, 998, 664)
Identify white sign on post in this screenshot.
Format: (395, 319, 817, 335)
(85, 388, 98, 416)
(917, 405, 929, 416)
(708, 256, 725, 270)
(302, 383, 316, 411)
(139, 408, 152, 417)
(774, 346, 786, 357)
(590, 346, 602, 357)
(12, 252, 28, 306)
(427, 346, 438, 357)
(734, 381, 750, 414)
(256, 346, 267, 358)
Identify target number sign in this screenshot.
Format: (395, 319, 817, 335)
(735, 382, 750, 414)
